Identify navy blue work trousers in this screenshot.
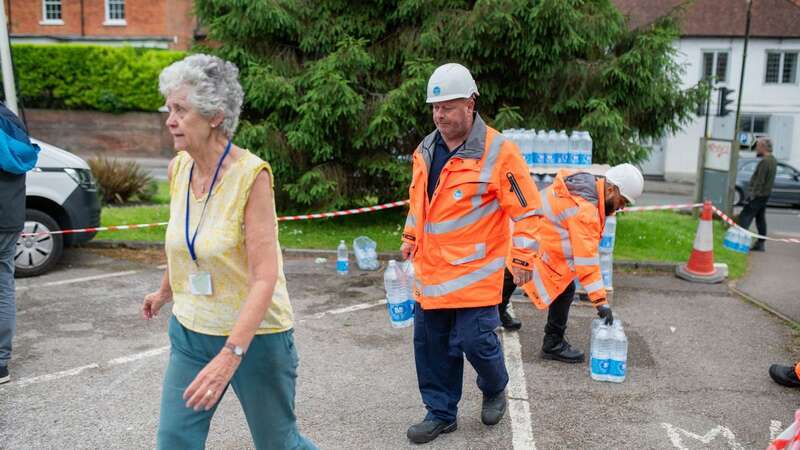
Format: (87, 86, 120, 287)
(413, 304, 509, 423)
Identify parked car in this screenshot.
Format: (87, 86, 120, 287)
(735, 157, 800, 207)
(16, 139, 101, 277)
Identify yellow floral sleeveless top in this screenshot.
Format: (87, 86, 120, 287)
(165, 150, 293, 336)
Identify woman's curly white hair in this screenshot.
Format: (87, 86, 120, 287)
(159, 54, 244, 138)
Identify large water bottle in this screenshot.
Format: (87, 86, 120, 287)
(590, 324, 613, 381)
(545, 130, 557, 168)
(583, 131, 593, 166)
(557, 130, 569, 168)
(569, 131, 581, 168)
(384, 260, 414, 328)
(723, 227, 738, 252)
(522, 129, 535, 167)
(536, 130, 548, 169)
(599, 216, 616, 289)
(337, 240, 349, 276)
(738, 229, 752, 254)
(607, 322, 628, 383)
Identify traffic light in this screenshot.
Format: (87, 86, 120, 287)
(717, 87, 735, 117)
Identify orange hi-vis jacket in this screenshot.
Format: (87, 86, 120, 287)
(522, 170, 609, 309)
(403, 114, 541, 310)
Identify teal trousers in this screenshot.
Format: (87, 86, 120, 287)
(157, 316, 318, 450)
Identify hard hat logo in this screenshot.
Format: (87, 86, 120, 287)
(426, 63, 479, 104)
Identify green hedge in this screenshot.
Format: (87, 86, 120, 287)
(8, 44, 185, 112)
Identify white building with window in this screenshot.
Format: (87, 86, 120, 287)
(616, 0, 800, 182)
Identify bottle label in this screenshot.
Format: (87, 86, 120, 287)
(608, 359, 626, 377)
(337, 260, 348, 272)
(590, 357, 609, 375)
(388, 300, 415, 322)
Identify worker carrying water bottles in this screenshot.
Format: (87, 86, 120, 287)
(519, 164, 644, 363)
(400, 63, 542, 445)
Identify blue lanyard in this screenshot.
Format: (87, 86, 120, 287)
(185, 139, 232, 263)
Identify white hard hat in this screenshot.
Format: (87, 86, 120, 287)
(426, 63, 479, 103)
(605, 163, 644, 205)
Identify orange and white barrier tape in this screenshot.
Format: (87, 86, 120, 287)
(19, 200, 411, 237)
(621, 203, 703, 213)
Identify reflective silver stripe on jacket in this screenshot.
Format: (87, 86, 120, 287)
(531, 267, 552, 305)
(512, 209, 541, 222)
(574, 255, 599, 266)
(541, 193, 577, 270)
(583, 279, 604, 293)
(405, 214, 416, 228)
(424, 200, 500, 234)
(421, 257, 505, 297)
(512, 236, 539, 251)
(449, 243, 486, 265)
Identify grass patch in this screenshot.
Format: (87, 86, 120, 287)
(616, 211, 748, 279)
(95, 206, 749, 278)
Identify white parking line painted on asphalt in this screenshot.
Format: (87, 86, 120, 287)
(501, 305, 537, 450)
(302, 299, 388, 321)
(107, 346, 170, 366)
(3, 299, 390, 390)
(15, 270, 141, 292)
(771, 420, 783, 440)
(11, 363, 100, 388)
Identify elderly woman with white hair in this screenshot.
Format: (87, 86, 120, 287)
(141, 54, 317, 449)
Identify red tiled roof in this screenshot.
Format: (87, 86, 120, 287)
(613, 0, 800, 38)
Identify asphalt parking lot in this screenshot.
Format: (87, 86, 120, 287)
(1, 248, 798, 449)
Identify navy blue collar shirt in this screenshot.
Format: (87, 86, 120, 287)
(427, 131, 465, 200)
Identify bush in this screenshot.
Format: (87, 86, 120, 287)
(88, 157, 153, 204)
(8, 44, 185, 112)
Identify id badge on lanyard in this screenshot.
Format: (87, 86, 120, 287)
(185, 139, 232, 296)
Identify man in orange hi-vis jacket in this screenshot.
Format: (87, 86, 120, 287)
(770, 362, 800, 388)
(400, 63, 541, 445)
(521, 164, 643, 364)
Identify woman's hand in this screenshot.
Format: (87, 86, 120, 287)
(142, 289, 172, 320)
(183, 351, 241, 411)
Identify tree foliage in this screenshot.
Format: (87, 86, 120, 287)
(195, 0, 706, 211)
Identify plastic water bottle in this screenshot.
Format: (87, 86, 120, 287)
(536, 130, 547, 169)
(583, 131, 593, 166)
(599, 216, 616, 289)
(607, 322, 628, 383)
(590, 324, 612, 381)
(545, 130, 557, 168)
(738, 229, 752, 254)
(569, 131, 581, 168)
(384, 260, 414, 328)
(336, 240, 349, 276)
(530, 130, 540, 167)
(723, 227, 738, 252)
(557, 130, 569, 168)
(522, 129, 534, 167)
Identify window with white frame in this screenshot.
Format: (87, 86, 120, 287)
(701, 51, 729, 83)
(42, 0, 62, 23)
(105, 0, 126, 24)
(765, 51, 798, 84)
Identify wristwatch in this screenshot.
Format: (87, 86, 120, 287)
(223, 342, 245, 358)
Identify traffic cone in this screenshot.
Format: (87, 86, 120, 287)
(675, 201, 726, 284)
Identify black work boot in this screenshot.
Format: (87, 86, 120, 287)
(769, 364, 800, 388)
(407, 418, 457, 444)
(498, 304, 522, 331)
(541, 336, 585, 363)
(751, 240, 765, 252)
(481, 390, 507, 425)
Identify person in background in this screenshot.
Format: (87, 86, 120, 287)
(401, 63, 541, 444)
(142, 54, 317, 450)
(737, 137, 777, 252)
(0, 103, 40, 385)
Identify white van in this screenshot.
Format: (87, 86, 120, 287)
(16, 139, 101, 277)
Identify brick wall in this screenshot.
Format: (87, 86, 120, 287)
(5, 0, 196, 50)
(24, 108, 175, 158)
